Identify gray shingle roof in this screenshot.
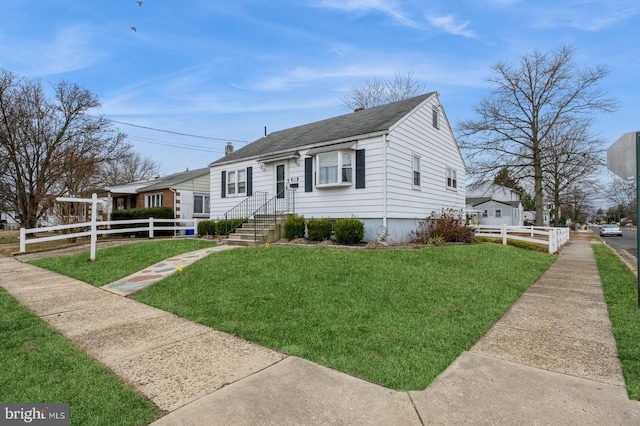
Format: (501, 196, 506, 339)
(466, 197, 521, 208)
(139, 167, 210, 192)
(210, 92, 435, 166)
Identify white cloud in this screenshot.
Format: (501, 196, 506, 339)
(427, 14, 475, 38)
(0, 24, 104, 76)
(313, 0, 419, 28)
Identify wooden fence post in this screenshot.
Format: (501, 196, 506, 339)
(19, 228, 25, 253)
(501, 224, 507, 246)
(149, 217, 154, 239)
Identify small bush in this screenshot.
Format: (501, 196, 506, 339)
(197, 220, 216, 236)
(307, 218, 332, 241)
(284, 215, 306, 240)
(428, 208, 475, 243)
(334, 218, 364, 245)
(216, 219, 246, 235)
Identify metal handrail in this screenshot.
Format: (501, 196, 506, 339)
(222, 190, 296, 239)
(251, 190, 295, 241)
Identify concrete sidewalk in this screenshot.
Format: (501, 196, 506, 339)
(1, 233, 639, 425)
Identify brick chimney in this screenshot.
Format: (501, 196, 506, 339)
(225, 142, 234, 155)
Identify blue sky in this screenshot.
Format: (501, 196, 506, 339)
(0, 0, 637, 178)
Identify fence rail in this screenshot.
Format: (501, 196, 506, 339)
(19, 218, 200, 254)
(471, 224, 570, 253)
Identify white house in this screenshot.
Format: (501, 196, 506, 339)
(0, 210, 19, 230)
(208, 93, 466, 243)
(465, 183, 524, 226)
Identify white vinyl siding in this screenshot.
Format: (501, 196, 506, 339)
(385, 95, 465, 219)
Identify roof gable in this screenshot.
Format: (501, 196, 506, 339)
(138, 168, 210, 192)
(210, 93, 435, 166)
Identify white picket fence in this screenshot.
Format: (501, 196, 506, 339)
(19, 218, 200, 255)
(472, 224, 570, 253)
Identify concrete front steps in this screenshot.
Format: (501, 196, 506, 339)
(225, 214, 289, 247)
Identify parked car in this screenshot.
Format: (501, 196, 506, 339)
(600, 224, 623, 237)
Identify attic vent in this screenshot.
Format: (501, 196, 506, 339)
(354, 107, 365, 113)
(225, 142, 234, 155)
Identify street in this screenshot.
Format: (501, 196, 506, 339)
(591, 226, 638, 259)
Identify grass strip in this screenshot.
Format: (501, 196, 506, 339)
(592, 243, 640, 400)
(134, 244, 555, 390)
(0, 288, 159, 425)
(28, 239, 216, 286)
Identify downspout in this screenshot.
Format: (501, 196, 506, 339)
(382, 133, 389, 232)
(170, 188, 177, 236)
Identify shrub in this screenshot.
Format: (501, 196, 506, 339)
(334, 218, 364, 245)
(197, 220, 216, 236)
(427, 208, 475, 243)
(111, 207, 175, 236)
(307, 218, 332, 241)
(216, 219, 246, 235)
(284, 215, 306, 240)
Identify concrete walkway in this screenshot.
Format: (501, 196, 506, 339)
(1, 233, 639, 425)
(102, 245, 239, 296)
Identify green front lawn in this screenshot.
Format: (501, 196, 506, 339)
(0, 289, 159, 425)
(134, 244, 555, 390)
(28, 239, 216, 286)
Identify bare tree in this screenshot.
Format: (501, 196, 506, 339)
(606, 177, 636, 222)
(100, 151, 161, 186)
(458, 45, 616, 225)
(0, 68, 128, 228)
(542, 120, 604, 224)
(342, 71, 426, 110)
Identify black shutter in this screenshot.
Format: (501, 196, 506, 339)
(246, 166, 253, 196)
(305, 158, 313, 192)
(355, 149, 365, 189)
(221, 171, 226, 198)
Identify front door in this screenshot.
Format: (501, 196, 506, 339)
(274, 163, 288, 213)
(275, 163, 286, 198)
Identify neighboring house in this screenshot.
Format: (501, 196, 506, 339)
(0, 210, 19, 230)
(104, 168, 211, 223)
(208, 93, 466, 243)
(465, 183, 524, 226)
(523, 210, 551, 227)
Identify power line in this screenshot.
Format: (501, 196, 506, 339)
(126, 135, 223, 153)
(105, 118, 250, 143)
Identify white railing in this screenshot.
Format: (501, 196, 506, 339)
(471, 224, 570, 253)
(19, 218, 200, 255)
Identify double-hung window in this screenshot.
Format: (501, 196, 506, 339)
(318, 151, 352, 186)
(412, 155, 421, 188)
(145, 193, 163, 208)
(446, 167, 457, 189)
(194, 194, 210, 215)
(495, 209, 502, 218)
(226, 169, 246, 196)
